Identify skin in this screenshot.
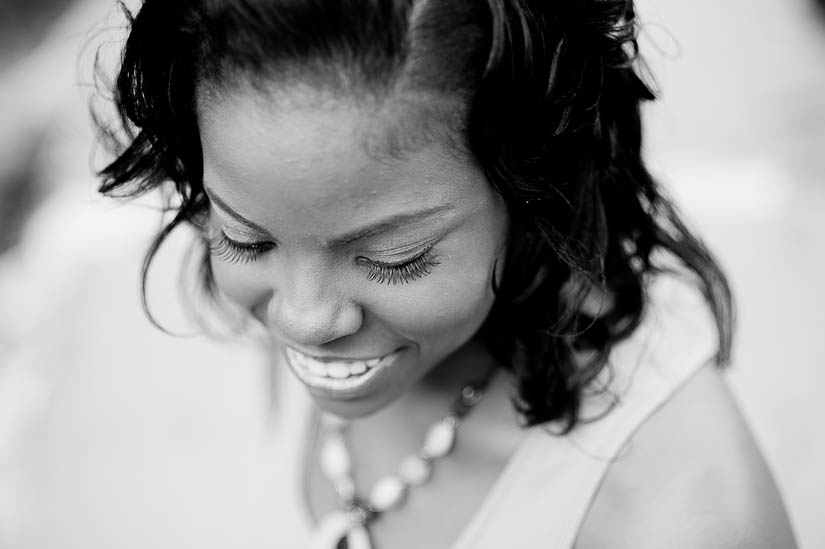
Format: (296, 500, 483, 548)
(197, 83, 509, 419)
(196, 80, 796, 548)
(577, 365, 798, 549)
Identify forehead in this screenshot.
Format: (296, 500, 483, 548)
(196, 83, 485, 236)
(198, 81, 465, 160)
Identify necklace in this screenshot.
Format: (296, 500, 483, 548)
(310, 371, 496, 549)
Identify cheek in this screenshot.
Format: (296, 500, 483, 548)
(210, 259, 270, 315)
(375, 203, 509, 351)
(369, 249, 499, 352)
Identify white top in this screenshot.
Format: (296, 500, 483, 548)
(278, 275, 718, 548)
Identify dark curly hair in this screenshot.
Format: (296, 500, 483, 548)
(95, 0, 733, 432)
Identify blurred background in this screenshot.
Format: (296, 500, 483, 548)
(0, 0, 823, 547)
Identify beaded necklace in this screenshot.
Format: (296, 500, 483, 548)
(310, 371, 495, 549)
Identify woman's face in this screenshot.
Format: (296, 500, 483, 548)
(198, 84, 508, 418)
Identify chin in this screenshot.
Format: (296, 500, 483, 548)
(309, 390, 399, 419)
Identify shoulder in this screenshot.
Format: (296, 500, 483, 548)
(575, 365, 797, 548)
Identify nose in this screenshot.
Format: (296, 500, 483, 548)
(265, 263, 363, 348)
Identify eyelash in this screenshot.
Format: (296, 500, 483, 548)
(361, 248, 440, 285)
(207, 232, 440, 285)
(207, 232, 275, 264)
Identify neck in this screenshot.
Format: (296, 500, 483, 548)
(421, 338, 497, 393)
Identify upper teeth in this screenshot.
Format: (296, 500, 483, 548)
(286, 347, 384, 379)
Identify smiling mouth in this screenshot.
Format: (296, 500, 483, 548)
(283, 346, 402, 397)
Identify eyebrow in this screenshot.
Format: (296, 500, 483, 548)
(203, 184, 455, 247)
(203, 185, 273, 236)
(325, 203, 456, 248)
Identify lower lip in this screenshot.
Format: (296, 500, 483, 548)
(283, 348, 404, 400)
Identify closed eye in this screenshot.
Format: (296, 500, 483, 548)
(207, 231, 276, 264)
(208, 229, 442, 285)
(357, 245, 440, 285)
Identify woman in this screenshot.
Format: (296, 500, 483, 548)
(97, 0, 796, 547)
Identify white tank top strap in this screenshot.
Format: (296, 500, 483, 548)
(451, 276, 718, 548)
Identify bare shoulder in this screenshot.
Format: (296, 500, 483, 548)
(575, 365, 797, 549)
